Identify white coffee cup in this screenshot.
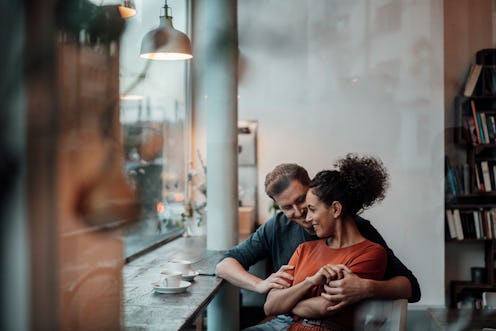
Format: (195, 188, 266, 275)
(160, 270, 182, 288)
(169, 259, 193, 275)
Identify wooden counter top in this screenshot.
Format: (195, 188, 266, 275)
(123, 235, 226, 330)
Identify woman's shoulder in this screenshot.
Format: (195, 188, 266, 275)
(348, 239, 386, 256)
(360, 239, 387, 257)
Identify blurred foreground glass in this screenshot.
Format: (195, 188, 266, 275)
(118, 0, 136, 18)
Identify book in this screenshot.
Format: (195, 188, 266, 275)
(475, 162, 486, 191)
(477, 113, 486, 143)
(489, 115, 496, 142)
(466, 117, 478, 145)
(490, 162, 496, 191)
(463, 163, 470, 194)
(481, 160, 492, 191)
(445, 209, 457, 239)
(445, 157, 461, 195)
(488, 210, 494, 239)
(460, 211, 473, 239)
(482, 210, 490, 239)
(453, 209, 464, 240)
(480, 113, 490, 144)
(464, 64, 482, 97)
(486, 114, 496, 143)
(473, 210, 482, 239)
(480, 66, 496, 96)
(471, 100, 482, 144)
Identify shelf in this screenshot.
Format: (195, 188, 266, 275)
(446, 238, 493, 243)
(451, 280, 495, 289)
(446, 194, 496, 207)
(448, 52, 496, 309)
(450, 280, 496, 308)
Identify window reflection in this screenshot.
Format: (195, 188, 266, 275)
(119, 0, 190, 260)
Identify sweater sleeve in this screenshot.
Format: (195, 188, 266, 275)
(355, 217, 421, 303)
(221, 217, 275, 270)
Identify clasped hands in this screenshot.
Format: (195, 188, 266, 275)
(262, 264, 368, 312)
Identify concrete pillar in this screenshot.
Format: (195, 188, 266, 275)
(204, 0, 239, 329)
(205, 0, 238, 250)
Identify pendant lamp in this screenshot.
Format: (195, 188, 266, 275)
(139, 0, 193, 60)
(118, 0, 136, 18)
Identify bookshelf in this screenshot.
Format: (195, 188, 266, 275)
(447, 49, 496, 309)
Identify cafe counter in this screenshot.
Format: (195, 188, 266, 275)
(123, 235, 226, 330)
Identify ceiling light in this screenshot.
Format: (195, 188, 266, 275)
(139, 0, 193, 61)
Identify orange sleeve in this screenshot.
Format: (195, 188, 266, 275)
(348, 245, 387, 280)
(286, 244, 304, 285)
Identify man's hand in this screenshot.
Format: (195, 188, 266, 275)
(321, 267, 372, 312)
(255, 265, 295, 294)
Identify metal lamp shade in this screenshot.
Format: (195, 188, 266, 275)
(139, 16, 193, 60)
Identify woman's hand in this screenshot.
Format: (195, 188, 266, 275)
(255, 265, 294, 293)
(306, 264, 341, 286)
(321, 265, 370, 312)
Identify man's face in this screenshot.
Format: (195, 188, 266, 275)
(272, 180, 315, 234)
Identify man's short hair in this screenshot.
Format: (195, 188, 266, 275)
(264, 163, 310, 199)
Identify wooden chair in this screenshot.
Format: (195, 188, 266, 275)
(482, 292, 496, 331)
(353, 298, 408, 331)
(482, 292, 496, 309)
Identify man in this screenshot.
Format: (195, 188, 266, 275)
(215, 163, 420, 328)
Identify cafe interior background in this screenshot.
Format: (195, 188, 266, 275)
(1, 0, 495, 329)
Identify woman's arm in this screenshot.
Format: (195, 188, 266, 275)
(264, 277, 317, 316)
(264, 264, 338, 316)
(292, 296, 331, 318)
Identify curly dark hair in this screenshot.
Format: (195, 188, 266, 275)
(309, 154, 390, 216)
(265, 163, 310, 199)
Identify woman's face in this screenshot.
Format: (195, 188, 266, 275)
(304, 189, 334, 238)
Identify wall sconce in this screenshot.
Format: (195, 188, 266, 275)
(118, 0, 136, 19)
(139, 0, 193, 60)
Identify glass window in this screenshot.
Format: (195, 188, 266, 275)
(119, 0, 191, 260)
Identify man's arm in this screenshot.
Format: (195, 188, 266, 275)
(355, 216, 421, 302)
(215, 257, 294, 294)
(215, 216, 296, 293)
(322, 273, 411, 312)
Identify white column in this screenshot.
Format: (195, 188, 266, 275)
(204, 0, 239, 330)
(205, 0, 238, 250)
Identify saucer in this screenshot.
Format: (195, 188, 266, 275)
(181, 270, 200, 281)
(151, 280, 192, 294)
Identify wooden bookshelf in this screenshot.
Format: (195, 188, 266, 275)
(447, 49, 496, 309)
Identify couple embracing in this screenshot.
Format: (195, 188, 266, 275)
(216, 154, 420, 331)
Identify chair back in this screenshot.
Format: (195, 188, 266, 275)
(482, 291, 496, 309)
(353, 298, 407, 331)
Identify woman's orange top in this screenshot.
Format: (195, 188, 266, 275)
(289, 239, 387, 291)
(287, 239, 387, 330)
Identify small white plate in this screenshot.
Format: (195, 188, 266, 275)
(181, 270, 200, 281)
(151, 280, 192, 294)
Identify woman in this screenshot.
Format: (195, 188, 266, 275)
(263, 154, 390, 331)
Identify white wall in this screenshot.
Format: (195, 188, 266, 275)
(236, 0, 445, 306)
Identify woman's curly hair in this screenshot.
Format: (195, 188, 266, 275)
(309, 154, 390, 216)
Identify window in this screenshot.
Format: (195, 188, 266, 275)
(119, 0, 191, 260)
